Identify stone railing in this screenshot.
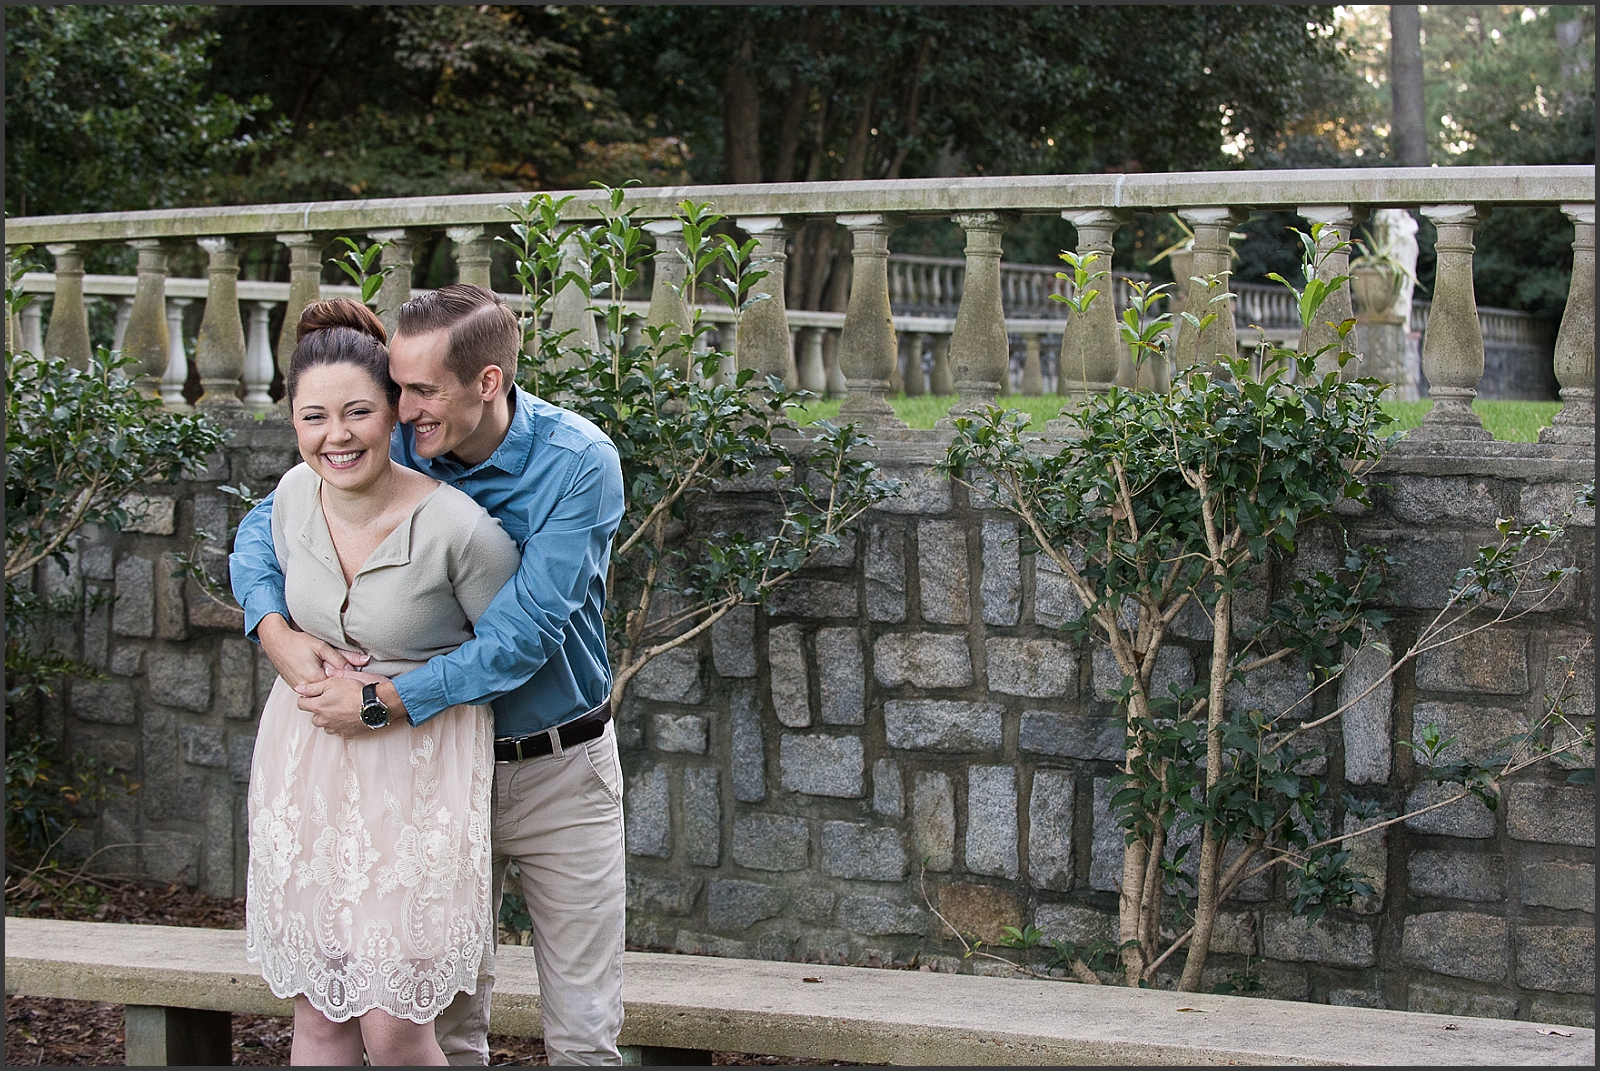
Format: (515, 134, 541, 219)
(8, 166, 1593, 438)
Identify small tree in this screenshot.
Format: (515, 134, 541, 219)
(4, 249, 228, 880)
(942, 227, 1588, 990)
(501, 187, 900, 698)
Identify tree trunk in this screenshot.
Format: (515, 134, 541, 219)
(773, 79, 810, 183)
(723, 36, 763, 183)
(837, 80, 879, 182)
(773, 13, 820, 182)
(885, 36, 933, 180)
(1178, 589, 1232, 992)
(1388, 6, 1428, 167)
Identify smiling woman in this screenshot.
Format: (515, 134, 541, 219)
(243, 297, 522, 1066)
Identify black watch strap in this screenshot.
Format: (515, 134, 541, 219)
(361, 682, 389, 728)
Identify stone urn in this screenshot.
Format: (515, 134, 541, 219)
(1350, 262, 1404, 323)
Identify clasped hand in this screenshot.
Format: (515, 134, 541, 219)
(258, 614, 394, 738)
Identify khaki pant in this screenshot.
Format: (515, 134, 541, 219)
(434, 722, 627, 1065)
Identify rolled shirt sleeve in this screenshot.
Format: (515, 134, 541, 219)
(229, 489, 290, 642)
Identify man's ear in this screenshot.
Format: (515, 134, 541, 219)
(478, 364, 504, 402)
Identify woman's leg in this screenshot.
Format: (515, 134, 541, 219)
(290, 996, 366, 1066)
(360, 1008, 450, 1066)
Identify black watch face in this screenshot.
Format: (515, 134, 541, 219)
(361, 702, 388, 727)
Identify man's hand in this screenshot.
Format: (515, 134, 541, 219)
(296, 674, 407, 738)
(258, 613, 369, 689)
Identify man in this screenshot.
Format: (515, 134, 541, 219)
(230, 283, 627, 1065)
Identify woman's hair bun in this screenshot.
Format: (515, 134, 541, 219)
(296, 298, 388, 346)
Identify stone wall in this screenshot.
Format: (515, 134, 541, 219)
(23, 413, 1595, 1027)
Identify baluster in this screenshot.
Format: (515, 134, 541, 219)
(784, 326, 800, 391)
(734, 216, 794, 386)
(3, 247, 16, 353)
(998, 336, 1014, 398)
(447, 225, 493, 289)
(3, 247, 19, 354)
(111, 297, 134, 354)
(822, 328, 847, 397)
(275, 235, 322, 383)
(1540, 203, 1594, 448)
(1021, 332, 1043, 395)
(903, 332, 928, 397)
(44, 243, 92, 369)
(1298, 205, 1360, 376)
(367, 229, 416, 339)
(1054, 210, 1124, 418)
(21, 297, 44, 356)
(242, 302, 276, 410)
(796, 327, 827, 395)
(122, 240, 170, 395)
(836, 214, 906, 429)
(890, 331, 907, 395)
(194, 237, 246, 409)
(644, 220, 691, 376)
(940, 211, 1016, 426)
(929, 332, 954, 395)
(1410, 205, 1491, 442)
(1172, 208, 1246, 373)
(548, 227, 598, 370)
(162, 298, 192, 409)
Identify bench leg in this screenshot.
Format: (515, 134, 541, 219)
(619, 1044, 714, 1065)
(124, 1005, 232, 1066)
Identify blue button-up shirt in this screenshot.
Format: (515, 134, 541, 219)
(229, 386, 624, 737)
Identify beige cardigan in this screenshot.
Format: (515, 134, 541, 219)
(270, 463, 520, 678)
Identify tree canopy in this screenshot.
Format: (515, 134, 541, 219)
(5, 5, 1592, 312)
(575, 5, 1352, 182)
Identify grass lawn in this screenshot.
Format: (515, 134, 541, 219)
(795, 394, 1561, 442)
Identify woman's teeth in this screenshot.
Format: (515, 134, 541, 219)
(325, 450, 364, 466)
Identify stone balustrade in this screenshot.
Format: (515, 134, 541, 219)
(9, 167, 1595, 1024)
(6, 166, 1591, 428)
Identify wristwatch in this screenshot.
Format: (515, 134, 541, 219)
(360, 683, 390, 730)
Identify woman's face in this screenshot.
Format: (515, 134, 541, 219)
(292, 362, 396, 493)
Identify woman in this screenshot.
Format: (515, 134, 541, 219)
(244, 299, 519, 1065)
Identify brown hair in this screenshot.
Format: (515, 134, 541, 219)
(396, 283, 520, 395)
(286, 298, 398, 407)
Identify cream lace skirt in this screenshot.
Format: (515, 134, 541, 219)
(244, 677, 493, 1023)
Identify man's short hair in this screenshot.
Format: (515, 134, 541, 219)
(396, 283, 520, 394)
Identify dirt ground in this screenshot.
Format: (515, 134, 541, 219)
(4, 878, 861, 1066)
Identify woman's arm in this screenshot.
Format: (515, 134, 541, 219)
(231, 488, 368, 687)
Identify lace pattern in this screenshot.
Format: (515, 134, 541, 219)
(245, 678, 493, 1023)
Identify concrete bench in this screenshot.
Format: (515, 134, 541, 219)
(5, 916, 1594, 1066)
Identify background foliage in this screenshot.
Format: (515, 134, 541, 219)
(6, 5, 1593, 310)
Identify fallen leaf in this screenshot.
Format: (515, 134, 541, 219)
(1537, 1028, 1574, 1038)
(802, 976, 823, 983)
(1176, 1007, 1206, 1013)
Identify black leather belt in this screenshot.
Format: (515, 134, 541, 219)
(493, 699, 612, 763)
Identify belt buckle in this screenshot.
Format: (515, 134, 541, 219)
(514, 737, 527, 762)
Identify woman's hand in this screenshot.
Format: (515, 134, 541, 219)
(258, 613, 369, 688)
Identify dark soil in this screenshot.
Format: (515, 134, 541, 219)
(4, 877, 861, 1066)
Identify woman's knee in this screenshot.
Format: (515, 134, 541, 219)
(359, 1009, 446, 1065)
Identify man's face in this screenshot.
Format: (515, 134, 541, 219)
(389, 328, 493, 461)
